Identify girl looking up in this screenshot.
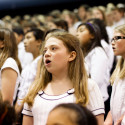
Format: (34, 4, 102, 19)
(76, 23, 109, 103)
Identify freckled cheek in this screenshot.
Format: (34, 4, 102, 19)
(54, 54, 62, 61)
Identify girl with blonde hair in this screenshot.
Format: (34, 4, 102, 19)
(104, 24, 125, 125)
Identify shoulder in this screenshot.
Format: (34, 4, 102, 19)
(1, 57, 19, 74)
(88, 78, 103, 96)
(91, 47, 107, 60)
(88, 78, 98, 91)
(87, 78, 105, 115)
(33, 55, 42, 65)
(87, 47, 104, 56)
(94, 47, 105, 54)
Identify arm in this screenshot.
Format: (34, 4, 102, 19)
(104, 111, 113, 125)
(15, 101, 24, 124)
(23, 115, 33, 125)
(114, 114, 124, 125)
(15, 101, 23, 114)
(96, 114, 104, 125)
(1, 68, 18, 104)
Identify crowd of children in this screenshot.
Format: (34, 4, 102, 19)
(0, 2, 125, 125)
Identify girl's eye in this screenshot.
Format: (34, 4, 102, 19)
(52, 47, 56, 50)
(25, 35, 30, 39)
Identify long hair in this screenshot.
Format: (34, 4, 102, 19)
(110, 24, 125, 85)
(77, 22, 102, 56)
(0, 28, 21, 72)
(87, 18, 109, 44)
(24, 31, 89, 107)
(92, 7, 107, 25)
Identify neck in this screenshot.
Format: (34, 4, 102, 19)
(44, 71, 73, 95)
(52, 71, 72, 86)
(33, 51, 40, 59)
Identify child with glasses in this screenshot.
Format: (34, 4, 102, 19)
(104, 24, 125, 125)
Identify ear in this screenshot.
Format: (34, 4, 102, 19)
(90, 34, 94, 39)
(68, 51, 76, 62)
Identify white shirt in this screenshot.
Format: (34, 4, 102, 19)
(85, 47, 109, 101)
(22, 78, 104, 125)
(112, 18, 125, 29)
(110, 77, 125, 124)
(0, 57, 20, 105)
(101, 39, 114, 72)
(18, 42, 33, 69)
(106, 26, 113, 42)
(17, 56, 42, 105)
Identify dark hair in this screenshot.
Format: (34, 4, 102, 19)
(0, 101, 16, 125)
(22, 21, 37, 28)
(25, 28, 45, 41)
(12, 27, 24, 36)
(52, 18, 68, 31)
(51, 103, 97, 125)
(77, 22, 102, 55)
(87, 18, 109, 44)
(79, 4, 90, 11)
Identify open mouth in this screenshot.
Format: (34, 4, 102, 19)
(45, 59, 51, 65)
(24, 45, 27, 49)
(112, 46, 115, 50)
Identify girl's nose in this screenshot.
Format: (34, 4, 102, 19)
(111, 39, 115, 45)
(44, 49, 51, 57)
(23, 39, 27, 44)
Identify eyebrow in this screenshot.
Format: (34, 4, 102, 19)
(44, 44, 59, 48)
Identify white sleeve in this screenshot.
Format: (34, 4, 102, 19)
(22, 103, 33, 117)
(90, 48, 108, 88)
(17, 66, 36, 105)
(1, 57, 19, 75)
(17, 56, 41, 105)
(87, 79, 105, 116)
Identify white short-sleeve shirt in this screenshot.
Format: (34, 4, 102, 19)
(85, 47, 109, 101)
(0, 57, 20, 105)
(17, 56, 41, 105)
(22, 78, 104, 125)
(110, 78, 125, 124)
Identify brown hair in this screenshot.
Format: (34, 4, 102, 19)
(24, 31, 89, 107)
(0, 28, 22, 72)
